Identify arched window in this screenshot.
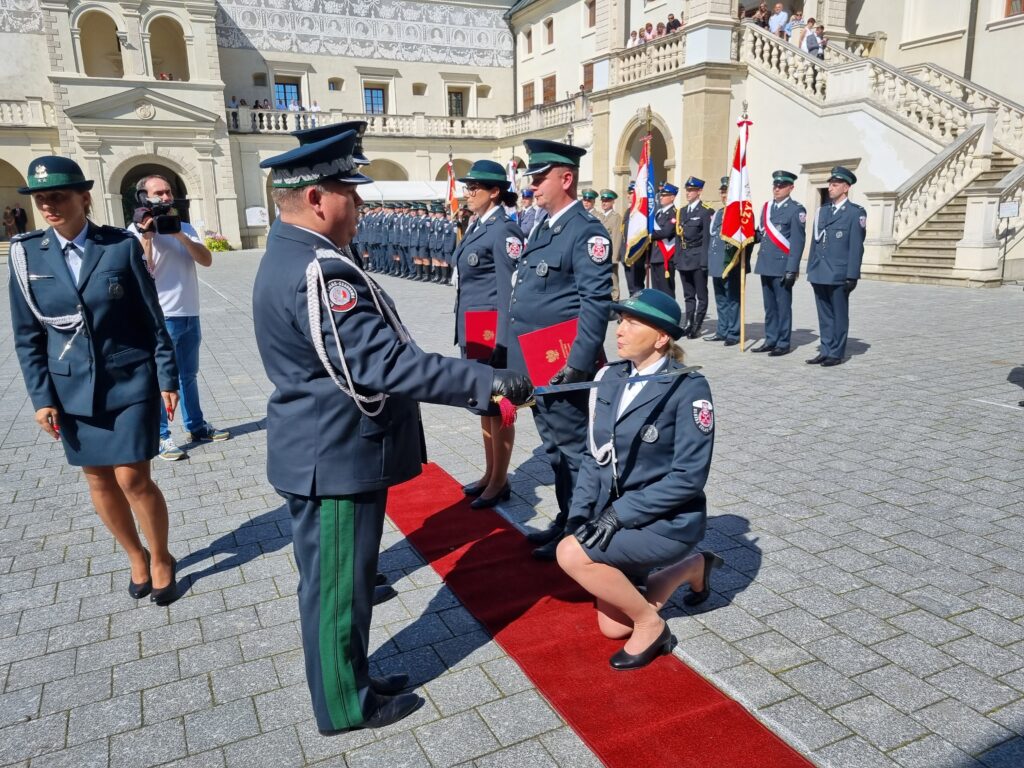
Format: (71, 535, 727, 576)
(79, 11, 123, 78)
(149, 16, 190, 82)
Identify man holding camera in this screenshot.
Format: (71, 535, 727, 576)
(129, 174, 230, 460)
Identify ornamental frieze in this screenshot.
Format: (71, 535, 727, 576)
(0, 0, 43, 34)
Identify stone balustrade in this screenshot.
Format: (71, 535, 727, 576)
(609, 34, 686, 87)
(0, 99, 54, 128)
(741, 22, 827, 102)
(864, 60, 972, 145)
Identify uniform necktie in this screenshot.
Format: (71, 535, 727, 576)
(64, 241, 83, 283)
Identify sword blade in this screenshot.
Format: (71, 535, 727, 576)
(532, 365, 701, 396)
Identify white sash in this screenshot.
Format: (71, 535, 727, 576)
(762, 202, 790, 254)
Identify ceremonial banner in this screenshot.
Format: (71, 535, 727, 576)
(446, 158, 459, 218)
(464, 310, 498, 361)
(624, 136, 654, 267)
(721, 117, 755, 278)
(504, 160, 519, 221)
(517, 318, 578, 386)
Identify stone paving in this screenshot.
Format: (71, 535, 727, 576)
(0, 249, 1022, 768)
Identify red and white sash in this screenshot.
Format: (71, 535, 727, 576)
(761, 202, 790, 254)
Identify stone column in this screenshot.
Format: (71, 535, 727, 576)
(955, 186, 1002, 278)
(862, 191, 897, 267)
(801, 0, 849, 37)
(589, 93, 612, 192)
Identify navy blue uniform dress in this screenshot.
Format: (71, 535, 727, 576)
(507, 202, 612, 529)
(453, 207, 523, 362)
(570, 359, 715, 578)
(806, 201, 866, 360)
(8, 224, 177, 466)
(754, 198, 807, 351)
(707, 208, 740, 343)
(252, 222, 493, 733)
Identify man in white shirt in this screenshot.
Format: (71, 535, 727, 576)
(768, 3, 788, 36)
(130, 175, 230, 460)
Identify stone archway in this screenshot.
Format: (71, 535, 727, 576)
(434, 158, 471, 181)
(0, 159, 31, 236)
(614, 111, 677, 198)
(365, 159, 409, 181)
(105, 152, 203, 229)
(117, 163, 190, 227)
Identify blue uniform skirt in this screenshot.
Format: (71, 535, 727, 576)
(584, 526, 696, 581)
(59, 397, 161, 467)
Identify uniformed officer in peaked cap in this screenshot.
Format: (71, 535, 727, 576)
(650, 182, 679, 297)
(252, 129, 532, 735)
(752, 170, 807, 356)
(806, 166, 865, 366)
(292, 120, 370, 165)
(580, 188, 598, 212)
(508, 138, 613, 560)
(517, 187, 548, 240)
(676, 176, 715, 338)
(704, 177, 742, 345)
(598, 189, 624, 300)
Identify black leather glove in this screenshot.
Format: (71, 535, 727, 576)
(549, 365, 591, 386)
(487, 344, 507, 368)
(845, 278, 858, 294)
(491, 369, 533, 406)
(782, 272, 798, 289)
(575, 506, 622, 552)
(701, 267, 709, 278)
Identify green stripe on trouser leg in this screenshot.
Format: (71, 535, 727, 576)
(318, 498, 363, 728)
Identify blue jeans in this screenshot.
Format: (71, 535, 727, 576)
(160, 315, 206, 440)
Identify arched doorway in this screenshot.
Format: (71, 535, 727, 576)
(148, 16, 190, 81)
(364, 159, 409, 181)
(119, 164, 190, 227)
(623, 126, 669, 187)
(434, 158, 471, 181)
(79, 11, 124, 78)
(0, 159, 31, 237)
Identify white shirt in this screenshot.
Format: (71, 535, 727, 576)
(831, 198, 848, 214)
(53, 224, 89, 284)
(769, 10, 788, 34)
(774, 196, 791, 209)
(616, 357, 667, 419)
(544, 199, 580, 229)
(128, 221, 204, 317)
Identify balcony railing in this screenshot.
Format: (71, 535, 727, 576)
(608, 34, 686, 88)
(0, 99, 55, 128)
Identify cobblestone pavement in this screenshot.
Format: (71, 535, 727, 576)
(1, 250, 1022, 768)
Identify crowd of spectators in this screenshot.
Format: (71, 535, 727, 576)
(626, 11, 683, 47)
(742, 3, 827, 59)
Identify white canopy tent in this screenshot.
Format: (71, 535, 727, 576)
(357, 180, 465, 203)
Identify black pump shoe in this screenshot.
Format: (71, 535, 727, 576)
(610, 624, 675, 670)
(128, 549, 152, 599)
(683, 552, 724, 606)
(461, 481, 488, 497)
(469, 483, 511, 509)
(526, 524, 563, 546)
(150, 556, 178, 606)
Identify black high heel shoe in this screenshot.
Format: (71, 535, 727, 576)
(683, 552, 724, 606)
(610, 623, 675, 670)
(150, 556, 178, 606)
(461, 481, 488, 497)
(469, 483, 511, 509)
(128, 549, 152, 599)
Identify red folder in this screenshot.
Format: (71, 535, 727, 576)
(465, 310, 498, 361)
(517, 318, 578, 386)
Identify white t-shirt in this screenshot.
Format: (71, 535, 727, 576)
(129, 221, 203, 317)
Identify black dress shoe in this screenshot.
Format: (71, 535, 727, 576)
(768, 347, 791, 357)
(149, 556, 178, 606)
(609, 623, 675, 670)
(128, 549, 152, 599)
(683, 551, 724, 606)
(375, 572, 388, 586)
(723, 339, 739, 347)
(318, 693, 424, 735)
(702, 334, 726, 342)
(525, 525, 563, 546)
(821, 357, 844, 366)
(461, 481, 488, 497)
(805, 354, 826, 364)
(370, 673, 409, 695)
(751, 343, 775, 353)
(531, 536, 562, 561)
(469, 483, 511, 509)
(373, 585, 398, 606)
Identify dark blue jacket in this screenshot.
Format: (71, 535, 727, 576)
(675, 201, 715, 270)
(754, 198, 807, 276)
(807, 200, 866, 284)
(507, 202, 612, 376)
(569, 358, 714, 543)
(8, 223, 177, 418)
(252, 222, 493, 497)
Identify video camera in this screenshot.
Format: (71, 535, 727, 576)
(132, 190, 181, 235)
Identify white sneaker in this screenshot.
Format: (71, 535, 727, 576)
(158, 438, 186, 461)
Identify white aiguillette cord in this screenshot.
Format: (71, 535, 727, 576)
(9, 239, 85, 359)
(305, 247, 411, 418)
(587, 365, 614, 467)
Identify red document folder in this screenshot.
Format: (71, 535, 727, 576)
(465, 310, 498, 361)
(517, 318, 578, 386)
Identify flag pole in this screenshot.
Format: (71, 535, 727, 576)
(739, 102, 748, 352)
(645, 105, 653, 289)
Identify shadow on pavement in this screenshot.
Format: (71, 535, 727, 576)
(1009, 366, 1024, 407)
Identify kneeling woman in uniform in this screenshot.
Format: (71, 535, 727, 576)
(557, 289, 722, 669)
(453, 160, 525, 508)
(8, 156, 181, 605)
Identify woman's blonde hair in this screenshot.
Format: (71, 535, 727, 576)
(668, 342, 685, 362)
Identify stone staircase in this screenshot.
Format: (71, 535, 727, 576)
(873, 152, 1019, 286)
(0, 241, 9, 264)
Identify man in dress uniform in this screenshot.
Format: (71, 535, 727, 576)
(506, 139, 613, 560)
(675, 176, 714, 338)
(806, 166, 865, 366)
(252, 130, 532, 735)
(580, 188, 598, 213)
(517, 188, 547, 239)
(650, 182, 679, 297)
(598, 189, 624, 300)
(704, 177, 742, 346)
(621, 181, 647, 296)
(751, 170, 806, 356)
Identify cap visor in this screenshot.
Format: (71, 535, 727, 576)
(19, 179, 94, 195)
(521, 163, 553, 177)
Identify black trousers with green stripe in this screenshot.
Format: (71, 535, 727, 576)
(284, 489, 388, 731)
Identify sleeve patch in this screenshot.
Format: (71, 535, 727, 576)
(692, 399, 714, 434)
(859, 215, 867, 229)
(587, 235, 611, 263)
(326, 279, 357, 313)
(506, 236, 523, 260)
(798, 211, 807, 224)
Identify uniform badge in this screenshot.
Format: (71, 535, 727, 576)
(326, 279, 357, 313)
(587, 236, 610, 264)
(41, 237, 50, 247)
(108, 282, 124, 300)
(859, 216, 867, 229)
(836, 231, 843, 239)
(34, 165, 48, 182)
(553, 225, 563, 234)
(692, 399, 714, 434)
(506, 237, 523, 261)
(536, 261, 549, 277)
(640, 424, 659, 443)
(467, 253, 479, 267)
(798, 212, 807, 224)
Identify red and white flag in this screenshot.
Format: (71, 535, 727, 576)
(721, 117, 755, 277)
(446, 157, 459, 218)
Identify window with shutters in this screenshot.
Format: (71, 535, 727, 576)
(522, 81, 535, 110)
(582, 63, 593, 93)
(542, 75, 556, 104)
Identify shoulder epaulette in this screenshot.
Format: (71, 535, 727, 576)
(702, 202, 714, 210)
(11, 229, 43, 243)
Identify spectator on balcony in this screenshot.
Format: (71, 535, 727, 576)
(809, 25, 826, 59)
(239, 98, 248, 107)
(655, 21, 667, 38)
(786, 11, 806, 46)
(260, 98, 271, 110)
(643, 22, 655, 42)
(288, 99, 301, 112)
(228, 95, 239, 109)
(801, 18, 816, 51)
(310, 100, 322, 127)
(768, 3, 788, 37)
(627, 30, 639, 47)
(666, 13, 682, 33)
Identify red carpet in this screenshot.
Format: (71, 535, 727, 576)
(386, 463, 813, 768)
